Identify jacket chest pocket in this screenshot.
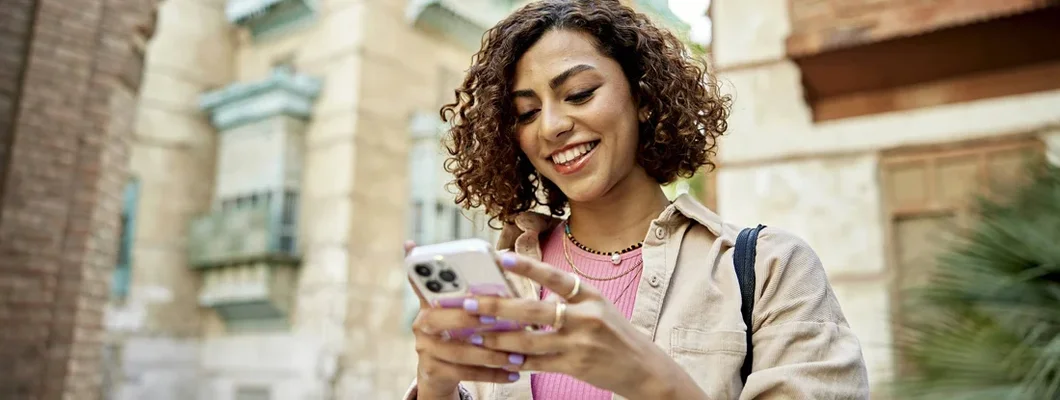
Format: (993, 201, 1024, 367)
(669, 327, 746, 400)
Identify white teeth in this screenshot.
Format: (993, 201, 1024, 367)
(551, 142, 596, 165)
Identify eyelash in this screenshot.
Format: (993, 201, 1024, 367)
(516, 88, 598, 123)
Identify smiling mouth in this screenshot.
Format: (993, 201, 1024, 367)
(550, 141, 599, 166)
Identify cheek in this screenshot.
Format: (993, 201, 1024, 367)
(515, 128, 535, 156)
(515, 128, 547, 170)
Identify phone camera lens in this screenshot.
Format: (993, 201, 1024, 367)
(414, 264, 432, 277)
(425, 280, 443, 293)
(438, 270, 457, 282)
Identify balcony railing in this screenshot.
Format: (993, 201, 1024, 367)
(188, 191, 299, 268)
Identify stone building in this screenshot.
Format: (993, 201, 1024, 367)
(711, 0, 1060, 396)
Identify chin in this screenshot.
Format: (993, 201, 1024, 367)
(554, 177, 611, 204)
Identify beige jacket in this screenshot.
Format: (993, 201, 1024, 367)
(405, 194, 870, 400)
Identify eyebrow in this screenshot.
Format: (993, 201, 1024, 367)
(512, 64, 597, 99)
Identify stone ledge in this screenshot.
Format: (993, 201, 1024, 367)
(226, 0, 318, 40)
(200, 67, 322, 131)
(405, 0, 505, 50)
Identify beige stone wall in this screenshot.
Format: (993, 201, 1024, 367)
(343, 1, 478, 397)
(712, 0, 1060, 390)
(214, 0, 482, 398)
(105, 0, 237, 399)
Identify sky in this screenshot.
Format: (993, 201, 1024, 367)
(668, 0, 713, 45)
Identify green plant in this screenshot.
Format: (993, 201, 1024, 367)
(892, 164, 1060, 399)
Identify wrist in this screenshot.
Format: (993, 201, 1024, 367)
(418, 385, 460, 400)
(624, 362, 704, 400)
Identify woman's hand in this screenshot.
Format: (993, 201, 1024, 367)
(406, 242, 525, 399)
(463, 252, 703, 399)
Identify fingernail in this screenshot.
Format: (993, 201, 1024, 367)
(508, 372, 520, 382)
(500, 253, 517, 268)
(469, 283, 504, 296)
(447, 328, 477, 339)
(480, 316, 496, 324)
(436, 297, 465, 308)
(469, 334, 483, 345)
(463, 298, 478, 312)
(508, 354, 524, 365)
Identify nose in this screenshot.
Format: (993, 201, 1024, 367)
(539, 103, 573, 141)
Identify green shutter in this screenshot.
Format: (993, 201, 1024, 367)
(112, 179, 139, 299)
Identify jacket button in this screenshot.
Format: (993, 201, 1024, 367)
(649, 275, 660, 287)
(654, 227, 665, 239)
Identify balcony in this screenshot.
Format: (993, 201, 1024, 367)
(198, 262, 298, 331)
(787, 2, 1060, 121)
(406, 0, 508, 49)
(226, 0, 317, 40)
(188, 192, 300, 330)
(188, 192, 299, 269)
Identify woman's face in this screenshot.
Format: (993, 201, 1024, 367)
(511, 29, 643, 203)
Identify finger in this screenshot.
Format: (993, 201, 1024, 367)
(517, 354, 566, 374)
(464, 296, 559, 327)
(417, 332, 526, 369)
(479, 330, 566, 356)
(497, 252, 598, 302)
(413, 307, 490, 335)
(420, 356, 521, 384)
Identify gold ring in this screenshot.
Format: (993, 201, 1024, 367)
(564, 274, 581, 300)
(552, 302, 567, 331)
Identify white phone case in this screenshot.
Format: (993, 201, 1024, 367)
(405, 238, 520, 306)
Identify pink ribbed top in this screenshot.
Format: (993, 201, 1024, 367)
(531, 226, 643, 400)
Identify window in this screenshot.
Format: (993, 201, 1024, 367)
(113, 179, 140, 299)
(403, 111, 498, 330)
(881, 136, 1045, 377)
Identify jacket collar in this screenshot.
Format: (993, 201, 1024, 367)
(494, 193, 726, 252)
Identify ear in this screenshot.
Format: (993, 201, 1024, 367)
(636, 81, 652, 123)
(638, 106, 652, 123)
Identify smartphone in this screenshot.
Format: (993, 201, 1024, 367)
(405, 238, 520, 304)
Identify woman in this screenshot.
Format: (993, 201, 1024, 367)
(405, 1, 869, 399)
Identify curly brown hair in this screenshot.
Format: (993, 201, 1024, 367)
(441, 0, 730, 226)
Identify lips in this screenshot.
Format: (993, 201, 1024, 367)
(549, 140, 599, 175)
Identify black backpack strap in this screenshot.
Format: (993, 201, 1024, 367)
(734, 224, 766, 385)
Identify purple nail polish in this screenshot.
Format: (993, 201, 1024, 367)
(500, 253, 517, 268)
(489, 320, 519, 332)
(469, 334, 483, 345)
(469, 283, 506, 296)
(463, 298, 479, 312)
(480, 316, 496, 324)
(447, 328, 477, 339)
(508, 372, 520, 382)
(436, 297, 465, 308)
(508, 354, 524, 365)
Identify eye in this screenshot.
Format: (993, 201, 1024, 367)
(516, 110, 539, 123)
(566, 87, 597, 104)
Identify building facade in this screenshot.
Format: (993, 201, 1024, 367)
(711, 0, 1060, 396)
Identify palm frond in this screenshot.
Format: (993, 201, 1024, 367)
(890, 164, 1060, 399)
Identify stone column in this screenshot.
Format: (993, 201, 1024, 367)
(0, 0, 159, 398)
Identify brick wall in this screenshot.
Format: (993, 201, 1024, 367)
(0, 0, 153, 398)
(0, 0, 36, 197)
(787, 0, 1055, 56)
